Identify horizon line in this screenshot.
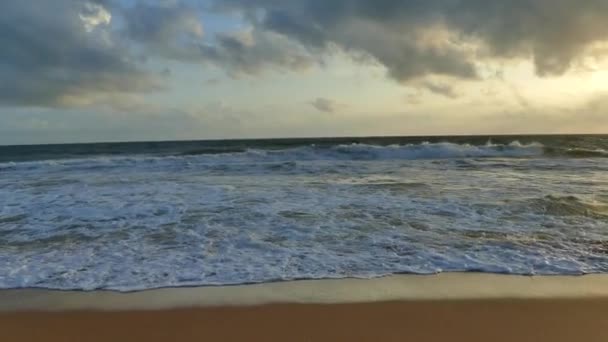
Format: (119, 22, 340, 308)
(1, 132, 607, 148)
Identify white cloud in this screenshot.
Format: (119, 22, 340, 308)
(80, 2, 112, 32)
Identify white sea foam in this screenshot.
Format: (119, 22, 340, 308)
(0, 141, 607, 291)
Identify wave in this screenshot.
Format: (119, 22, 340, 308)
(3, 141, 607, 172)
(175, 141, 607, 160)
(2, 139, 608, 291)
(525, 195, 608, 218)
(178, 147, 248, 156)
(188, 141, 604, 161)
(242, 141, 546, 162)
(334, 141, 543, 159)
(545, 147, 608, 158)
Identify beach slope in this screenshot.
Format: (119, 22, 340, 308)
(2, 274, 608, 342)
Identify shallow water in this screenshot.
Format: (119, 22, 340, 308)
(1, 135, 607, 291)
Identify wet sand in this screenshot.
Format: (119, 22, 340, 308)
(2, 299, 608, 342)
(2, 274, 608, 341)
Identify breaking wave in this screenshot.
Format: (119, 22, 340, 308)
(253, 141, 545, 161)
(3, 141, 608, 174)
(0, 141, 544, 170)
(2, 137, 608, 291)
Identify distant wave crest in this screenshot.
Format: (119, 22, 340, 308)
(309, 141, 545, 160)
(3, 141, 608, 172)
(545, 147, 608, 158)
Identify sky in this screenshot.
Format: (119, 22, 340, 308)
(1, 0, 608, 145)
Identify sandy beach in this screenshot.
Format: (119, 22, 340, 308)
(2, 274, 608, 341)
(2, 299, 608, 342)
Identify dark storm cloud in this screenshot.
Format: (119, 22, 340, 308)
(215, 0, 608, 81)
(0, 1, 162, 108)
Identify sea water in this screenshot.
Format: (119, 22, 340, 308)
(1, 135, 607, 291)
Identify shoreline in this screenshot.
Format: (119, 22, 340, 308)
(2, 273, 608, 312)
(3, 273, 608, 341)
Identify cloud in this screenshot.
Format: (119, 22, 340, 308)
(404, 91, 423, 106)
(0, 1, 163, 108)
(216, 0, 608, 81)
(122, 1, 205, 61)
(80, 1, 112, 32)
(4, 0, 608, 113)
(419, 81, 460, 99)
(0, 0, 318, 110)
(121, 1, 318, 75)
(199, 28, 317, 76)
(310, 98, 341, 113)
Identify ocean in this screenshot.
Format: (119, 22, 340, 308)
(1, 135, 607, 291)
